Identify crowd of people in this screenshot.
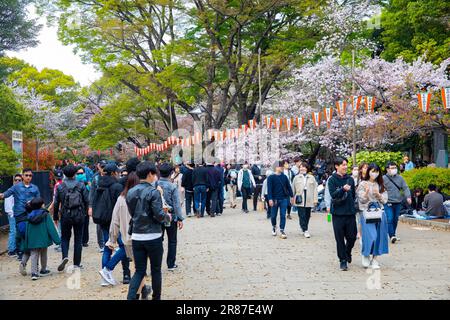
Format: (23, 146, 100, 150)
(1, 155, 449, 298)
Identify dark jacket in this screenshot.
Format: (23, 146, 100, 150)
(54, 179, 90, 222)
(252, 165, 265, 186)
(126, 182, 170, 235)
(92, 175, 123, 224)
(192, 166, 210, 188)
(157, 178, 184, 221)
(267, 173, 293, 201)
(215, 165, 225, 187)
(328, 173, 356, 216)
(181, 167, 194, 192)
(23, 210, 61, 251)
(206, 165, 222, 190)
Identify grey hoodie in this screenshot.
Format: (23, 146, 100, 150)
(383, 174, 411, 204)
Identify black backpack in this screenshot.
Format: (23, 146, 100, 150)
(92, 185, 113, 226)
(62, 183, 85, 225)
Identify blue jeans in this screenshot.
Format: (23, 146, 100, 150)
(7, 215, 16, 253)
(194, 185, 207, 216)
(384, 203, 402, 238)
(271, 198, 288, 231)
(101, 227, 130, 273)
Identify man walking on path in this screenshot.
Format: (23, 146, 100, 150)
(181, 162, 195, 217)
(89, 160, 108, 252)
(3, 174, 23, 257)
(193, 163, 210, 218)
(238, 162, 256, 213)
(215, 163, 225, 216)
(92, 163, 130, 284)
(282, 160, 295, 220)
(0, 168, 40, 261)
(328, 157, 357, 271)
(267, 161, 294, 239)
(53, 165, 89, 271)
(158, 163, 184, 271)
(251, 163, 264, 212)
(383, 161, 411, 243)
(126, 161, 172, 300)
(205, 162, 222, 217)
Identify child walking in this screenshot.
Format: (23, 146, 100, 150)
(20, 198, 61, 280)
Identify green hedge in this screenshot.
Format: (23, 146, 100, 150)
(348, 151, 404, 172)
(402, 167, 450, 194)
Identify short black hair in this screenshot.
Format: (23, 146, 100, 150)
(23, 168, 32, 174)
(63, 165, 78, 178)
(25, 197, 45, 212)
(126, 157, 141, 173)
(428, 184, 437, 191)
(159, 163, 173, 178)
(334, 157, 348, 168)
(299, 161, 310, 171)
(14, 174, 22, 179)
(76, 166, 85, 173)
(136, 161, 158, 179)
(386, 161, 397, 168)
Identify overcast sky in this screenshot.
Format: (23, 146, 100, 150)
(7, 6, 101, 87)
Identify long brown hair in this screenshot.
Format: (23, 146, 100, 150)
(364, 163, 385, 193)
(121, 172, 140, 197)
(358, 162, 368, 182)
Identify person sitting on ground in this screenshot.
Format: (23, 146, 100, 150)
(411, 188, 425, 212)
(419, 184, 446, 218)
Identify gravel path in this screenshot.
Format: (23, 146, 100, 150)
(1, 204, 450, 300)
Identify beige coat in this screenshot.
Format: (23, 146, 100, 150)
(106, 195, 133, 260)
(356, 180, 388, 211)
(292, 173, 318, 208)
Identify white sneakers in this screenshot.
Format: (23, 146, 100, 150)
(304, 231, 311, 238)
(99, 267, 117, 286)
(272, 227, 277, 236)
(371, 258, 380, 269)
(361, 256, 381, 269)
(362, 255, 371, 268)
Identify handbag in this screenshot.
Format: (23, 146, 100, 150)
(295, 195, 303, 206)
(363, 201, 383, 223)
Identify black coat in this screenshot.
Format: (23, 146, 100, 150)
(328, 173, 356, 216)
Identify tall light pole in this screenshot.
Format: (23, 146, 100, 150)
(258, 47, 263, 163)
(351, 49, 357, 166)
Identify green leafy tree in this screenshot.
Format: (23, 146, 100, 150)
(347, 151, 404, 172)
(402, 167, 450, 194)
(0, 141, 20, 175)
(0, 0, 42, 54)
(378, 0, 450, 64)
(0, 83, 29, 134)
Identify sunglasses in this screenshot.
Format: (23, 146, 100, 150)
(14, 179, 22, 182)
(76, 172, 84, 175)
(24, 174, 33, 177)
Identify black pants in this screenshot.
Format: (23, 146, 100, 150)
(332, 215, 357, 262)
(82, 215, 89, 245)
(185, 191, 194, 216)
(253, 185, 262, 211)
(287, 204, 292, 215)
(162, 220, 178, 268)
(265, 197, 270, 218)
(206, 189, 212, 215)
(127, 238, 163, 300)
(241, 187, 251, 211)
(209, 189, 219, 215)
(217, 186, 224, 214)
(61, 217, 83, 266)
(298, 207, 312, 232)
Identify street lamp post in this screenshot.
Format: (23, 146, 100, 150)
(189, 105, 207, 163)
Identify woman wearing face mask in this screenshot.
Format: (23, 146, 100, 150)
(292, 162, 318, 238)
(357, 163, 389, 269)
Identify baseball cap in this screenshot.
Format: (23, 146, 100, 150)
(104, 163, 119, 174)
(54, 170, 64, 179)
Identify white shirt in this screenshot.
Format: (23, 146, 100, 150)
(4, 196, 14, 218)
(131, 233, 162, 241)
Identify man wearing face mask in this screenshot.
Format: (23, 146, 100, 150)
(383, 161, 411, 244)
(76, 167, 90, 247)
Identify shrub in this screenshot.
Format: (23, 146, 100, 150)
(0, 141, 19, 176)
(347, 151, 403, 172)
(402, 167, 450, 195)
